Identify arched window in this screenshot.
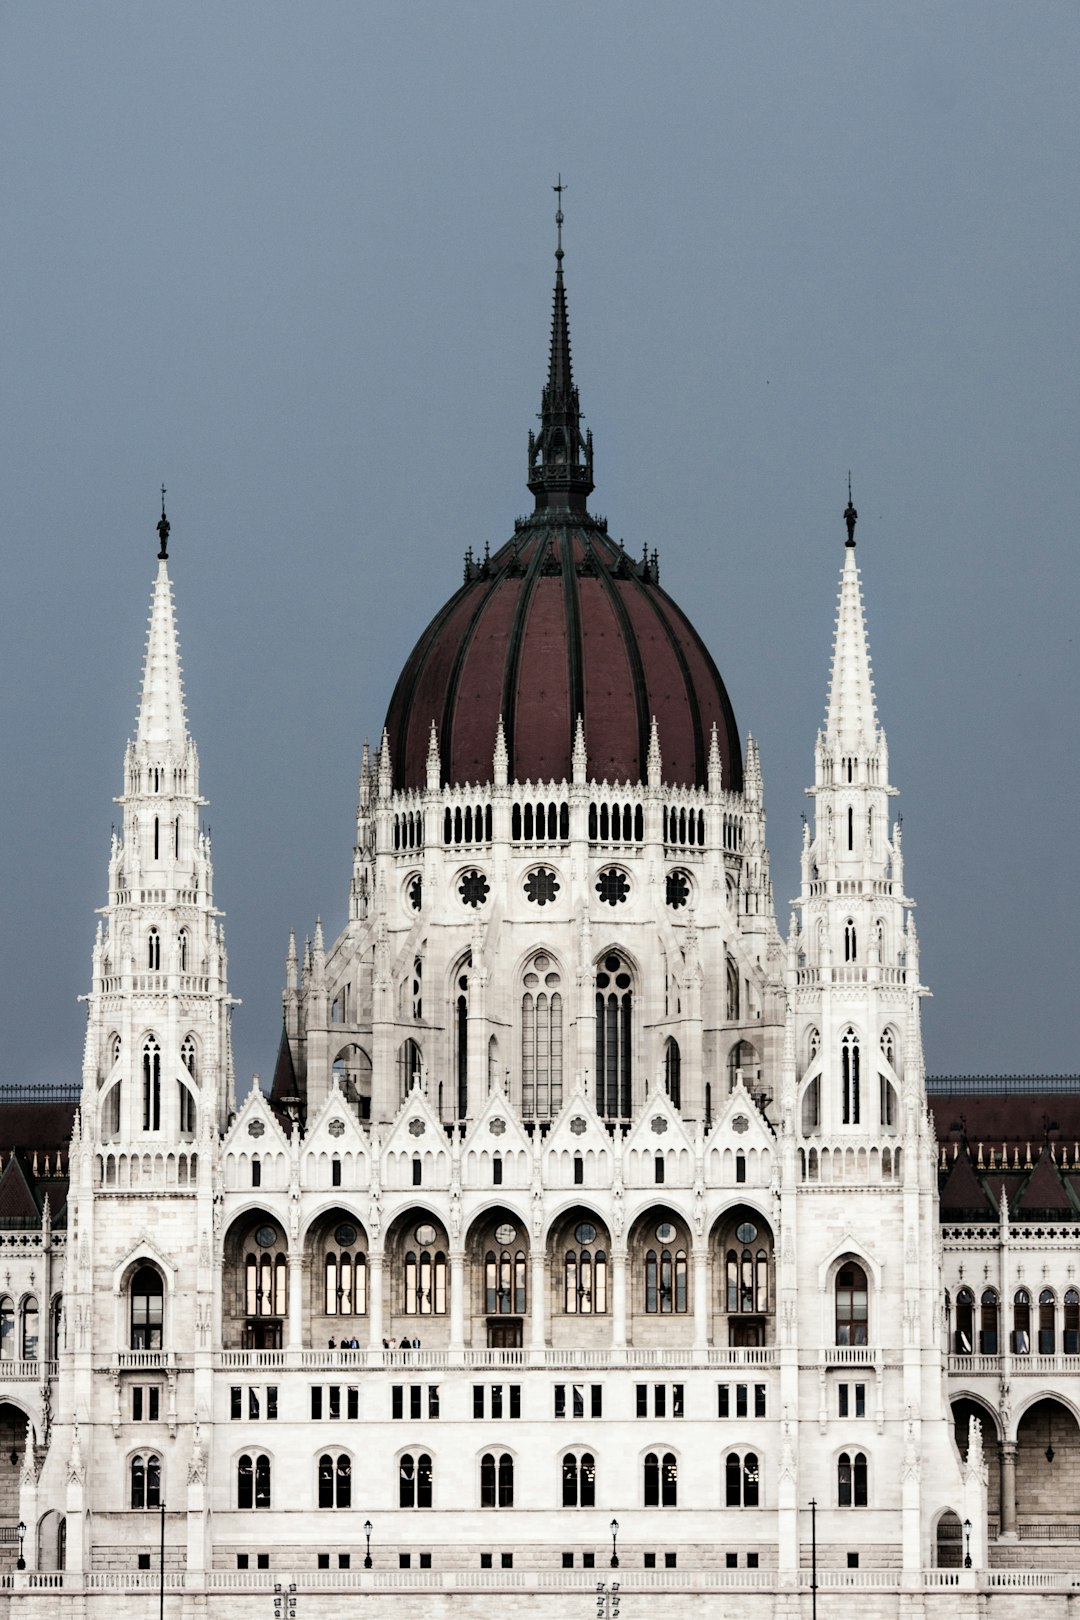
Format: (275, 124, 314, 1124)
(664, 1039, 681, 1110)
(835, 1263, 868, 1346)
(51, 1295, 63, 1358)
(801, 1077, 820, 1133)
(318, 1453, 352, 1508)
(725, 957, 740, 1021)
(1038, 1289, 1056, 1355)
(181, 1035, 197, 1081)
(562, 1451, 596, 1507)
(178, 1082, 196, 1136)
(954, 1287, 975, 1354)
(726, 1248, 769, 1316)
(397, 1037, 422, 1105)
(455, 966, 469, 1121)
(485, 1250, 526, 1315)
(879, 1074, 896, 1129)
(564, 1247, 608, 1314)
(147, 929, 160, 971)
(245, 1251, 288, 1320)
(643, 1451, 677, 1507)
(20, 1297, 38, 1359)
(844, 919, 856, 962)
(480, 1452, 513, 1508)
(724, 1451, 760, 1506)
(880, 1028, 896, 1068)
(325, 1251, 367, 1316)
(979, 1289, 999, 1355)
(131, 1453, 161, 1509)
(522, 955, 564, 1120)
(130, 1267, 163, 1350)
(645, 1249, 687, 1314)
(404, 1249, 447, 1315)
(1063, 1289, 1079, 1355)
(595, 955, 633, 1119)
(0, 1297, 12, 1361)
(1012, 1289, 1031, 1355)
(177, 930, 188, 972)
(838, 1451, 867, 1507)
(237, 1453, 272, 1509)
(142, 1034, 161, 1131)
(841, 1028, 860, 1125)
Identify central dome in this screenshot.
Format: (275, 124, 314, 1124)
(384, 223, 742, 794)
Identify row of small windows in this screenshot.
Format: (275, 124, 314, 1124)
(132, 1448, 873, 1511)
(144, 928, 191, 971)
(951, 1286, 1080, 1355)
(224, 1381, 771, 1422)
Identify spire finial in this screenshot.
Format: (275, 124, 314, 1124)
(157, 485, 170, 560)
(554, 174, 566, 266)
(844, 473, 857, 548)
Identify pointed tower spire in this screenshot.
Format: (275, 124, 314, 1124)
(646, 715, 662, 788)
(707, 722, 723, 795)
(572, 712, 587, 785)
(824, 486, 878, 752)
(136, 497, 189, 749)
(527, 179, 594, 514)
(425, 721, 441, 791)
(493, 715, 508, 787)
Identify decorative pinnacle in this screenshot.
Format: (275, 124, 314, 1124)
(157, 485, 170, 560)
(554, 174, 565, 266)
(844, 473, 857, 548)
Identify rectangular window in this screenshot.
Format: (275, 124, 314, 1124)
(583, 1553, 595, 1569)
(133, 1387, 143, 1422)
(409, 1386, 421, 1420)
(138, 1555, 151, 1571)
(392, 1386, 403, 1420)
(251, 1160, 261, 1187)
(148, 1387, 159, 1422)
(338, 1554, 350, 1570)
(636, 1384, 648, 1418)
(501, 1554, 513, 1569)
(480, 1554, 493, 1569)
(230, 1386, 242, 1421)
(347, 1386, 358, 1420)
(428, 1386, 440, 1419)
(645, 1553, 657, 1570)
(331, 1160, 342, 1187)
(718, 1385, 730, 1418)
(839, 1383, 849, 1417)
(474, 1386, 485, 1419)
(591, 1385, 602, 1418)
(654, 1383, 666, 1418)
(257, 1554, 269, 1570)
(399, 1554, 411, 1570)
(491, 1384, 503, 1419)
(562, 1552, 574, 1569)
(328, 1386, 341, 1420)
(554, 1385, 565, 1419)
(249, 1388, 260, 1420)
(673, 1384, 684, 1418)
(726, 1553, 737, 1569)
(572, 1383, 585, 1419)
(419, 1554, 431, 1570)
(493, 1159, 503, 1185)
(317, 1554, 330, 1570)
(311, 1387, 323, 1420)
(509, 1385, 521, 1419)
(267, 1387, 278, 1420)
(736, 1384, 748, 1418)
(847, 1553, 859, 1569)
(747, 1553, 759, 1569)
(412, 1159, 422, 1186)
(754, 1384, 766, 1419)
(237, 1555, 249, 1570)
(855, 1383, 865, 1418)
(665, 1553, 677, 1569)
(573, 1158, 583, 1185)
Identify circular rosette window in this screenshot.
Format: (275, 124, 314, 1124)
(524, 866, 560, 906)
(595, 867, 630, 907)
(458, 869, 490, 908)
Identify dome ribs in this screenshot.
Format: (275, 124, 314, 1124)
(588, 538, 651, 786)
(499, 532, 551, 784)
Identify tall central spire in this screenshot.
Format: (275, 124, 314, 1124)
(527, 179, 594, 514)
(135, 496, 189, 750)
(823, 494, 879, 751)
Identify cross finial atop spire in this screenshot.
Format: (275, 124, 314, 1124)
(157, 485, 170, 560)
(554, 174, 566, 266)
(844, 473, 857, 548)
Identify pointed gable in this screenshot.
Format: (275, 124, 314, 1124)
(0, 1155, 41, 1222)
(463, 1085, 531, 1189)
(623, 1089, 693, 1188)
(939, 1150, 995, 1218)
(1014, 1151, 1077, 1218)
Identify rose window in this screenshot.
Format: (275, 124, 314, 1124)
(665, 870, 690, 910)
(459, 869, 490, 908)
(595, 868, 629, 907)
(525, 867, 560, 906)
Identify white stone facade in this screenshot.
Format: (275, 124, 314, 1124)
(2, 511, 1075, 1620)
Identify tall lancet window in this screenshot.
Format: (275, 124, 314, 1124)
(147, 929, 161, 971)
(521, 953, 564, 1120)
(142, 1035, 161, 1131)
(595, 954, 633, 1119)
(177, 930, 189, 972)
(841, 1028, 860, 1125)
(454, 958, 471, 1121)
(843, 920, 856, 962)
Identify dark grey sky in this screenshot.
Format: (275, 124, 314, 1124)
(2, 3, 1077, 1089)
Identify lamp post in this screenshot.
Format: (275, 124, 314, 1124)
(963, 1518, 972, 1569)
(16, 1519, 25, 1572)
(609, 1518, 619, 1569)
(364, 1519, 373, 1570)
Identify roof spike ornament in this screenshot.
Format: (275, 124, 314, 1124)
(844, 472, 857, 548)
(572, 712, 587, 785)
(744, 733, 763, 806)
(377, 727, 392, 799)
(358, 740, 371, 812)
(527, 178, 594, 514)
(425, 721, 441, 792)
(707, 722, 723, 795)
(493, 715, 509, 787)
(646, 715, 662, 788)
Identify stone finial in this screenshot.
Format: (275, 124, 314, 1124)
(493, 715, 508, 787)
(646, 715, 661, 788)
(378, 727, 392, 798)
(707, 722, 722, 794)
(426, 721, 441, 791)
(572, 713, 587, 784)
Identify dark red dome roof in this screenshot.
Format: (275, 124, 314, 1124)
(385, 518, 742, 792)
(383, 225, 742, 793)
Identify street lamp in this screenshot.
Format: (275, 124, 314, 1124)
(963, 1518, 972, 1569)
(610, 1518, 619, 1569)
(16, 1520, 25, 1571)
(364, 1519, 373, 1569)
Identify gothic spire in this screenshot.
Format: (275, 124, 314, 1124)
(527, 179, 594, 514)
(135, 497, 189, 751)
(823, 490, 879, 751)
